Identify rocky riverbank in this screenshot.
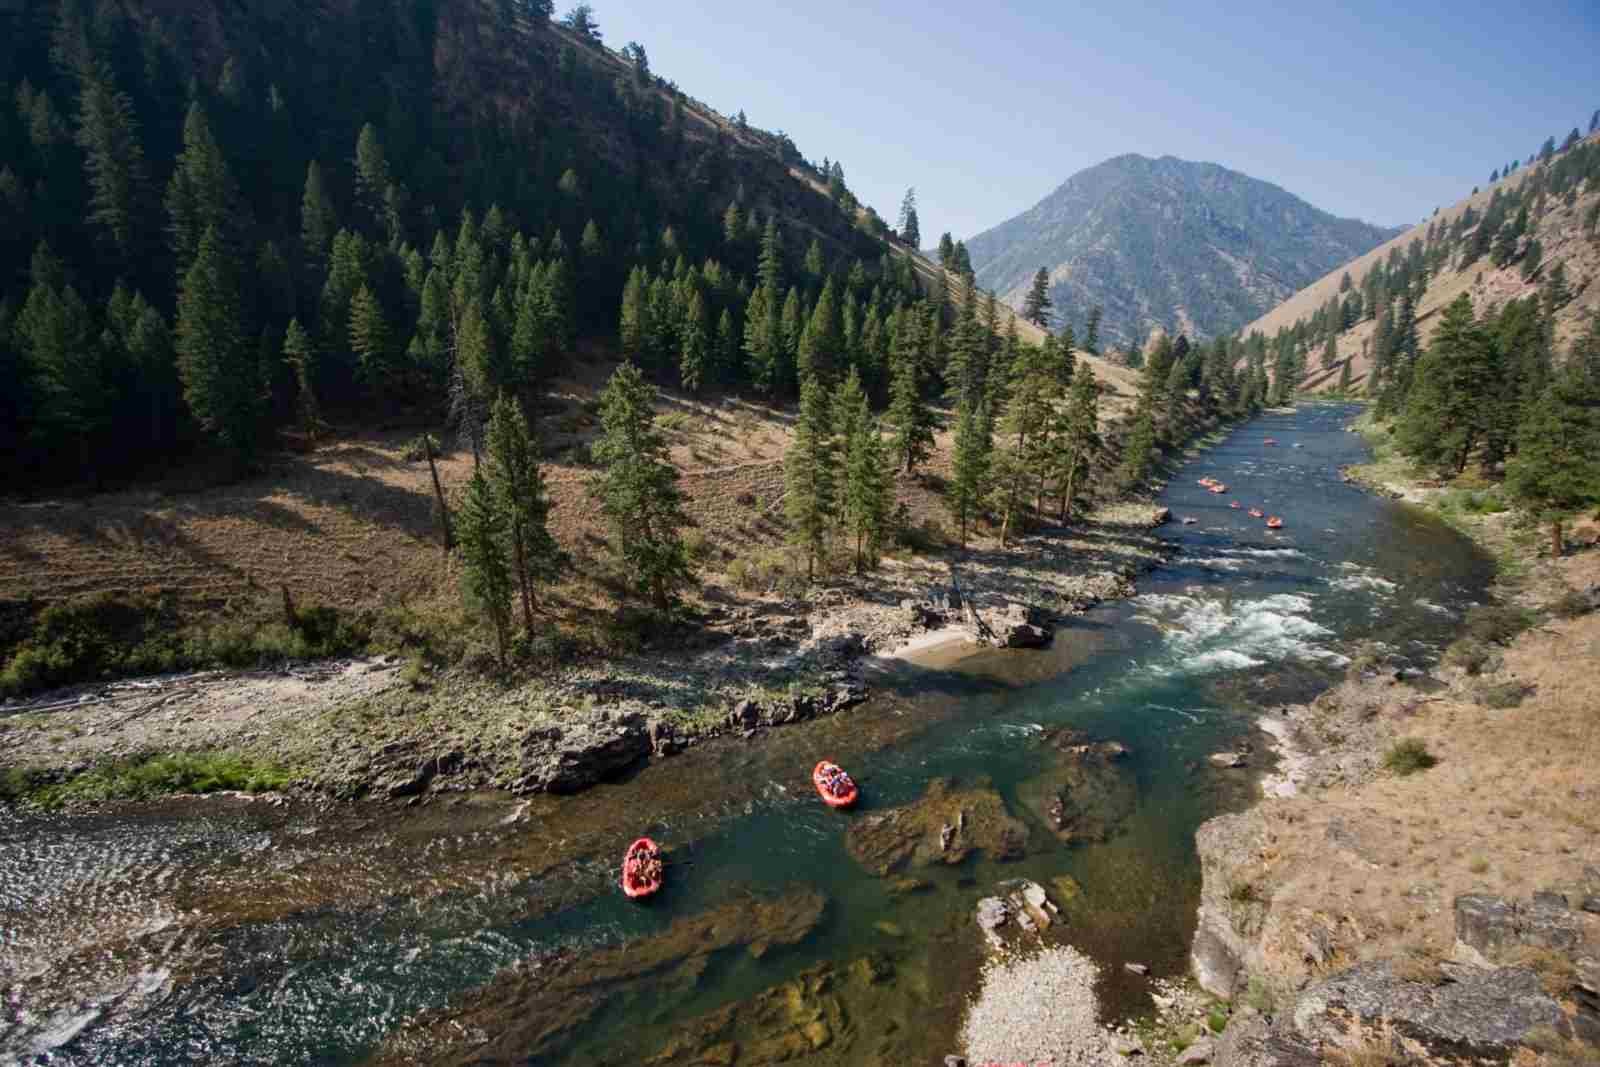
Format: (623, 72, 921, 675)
(1190, 436, 1600, 1064)
(0, 503, 1174, 808)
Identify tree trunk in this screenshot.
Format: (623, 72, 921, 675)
(513, 528, 534, 636)
(1551, 518, 1564, 558)
(424, 436, 453, 552)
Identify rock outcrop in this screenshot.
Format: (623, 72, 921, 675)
(513, 710, 652, 794)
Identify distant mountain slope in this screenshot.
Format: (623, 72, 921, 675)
(1243, 133, 1600, 394)
(964, 154, 1398, 347)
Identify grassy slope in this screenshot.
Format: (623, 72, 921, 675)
(1240, 134, 1600, 393)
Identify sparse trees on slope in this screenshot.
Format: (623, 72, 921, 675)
(786, 374, 836, 582)
(590, 362, 694, 611)
(457, 468, 513, 668)
(488, 393, 561, 637)
(1022, 268, 1053, 329)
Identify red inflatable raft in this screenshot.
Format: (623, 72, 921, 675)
(1266, 516, 1284, 530)
(813, 761, 858, 809)
(621, 837, 663, 899)
(1248, 508, 1264, 518)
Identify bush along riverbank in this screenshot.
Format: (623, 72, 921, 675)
(1189, 419, 1600, 1065)
(0, 498, 1179, 810)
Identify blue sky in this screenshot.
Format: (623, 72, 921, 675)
(584, 0, 1599, 241)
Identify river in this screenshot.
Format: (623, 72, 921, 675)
(0, 404, 1493, 1065)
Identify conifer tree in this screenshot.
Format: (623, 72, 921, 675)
(798, 277, 841, 385)
(619, 265, 649, 363)
(457, 468, 514, 667)
(1053, 370, 1099, 519)
(18, 277, 103, 461)
(283, 317, 321, 437)
(680, 289, 709, 392)
(1396, 294, 1494, 474)
(353, 123, 391, 232)
(947, 396, 992, 546)
(1116, 401, 1157, 493)
(590, 362, 694, 611)
(348, 283, 390, 390)
(1021, 268, 1053, 329)
(897, 187, 920, 247)
(176, 226, 261, 463)
(488, 393, 561, 636)
(166, 103, 242, 271)
(786, 374, 836, 581)
(75, 63, 150, 262)
(886, 341, 934, 473)
(1083, 306, 1102, 356)
(1506, 364, 1600, 556)
(1321, 334, 1338, 370)
(844, 410, 891, 572)
(1337, 355, 1353, 395)
(780, 287, 805, 390)
(994, 341, 1052, 544)
(716, 308, 738, 383)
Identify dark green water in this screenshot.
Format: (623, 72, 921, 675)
(0, 405, 1493, 1065)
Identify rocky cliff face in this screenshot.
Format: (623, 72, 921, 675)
(1189, 646, 1600, 1063)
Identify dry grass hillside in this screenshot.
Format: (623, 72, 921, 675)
(1241, 134, 1600, 392)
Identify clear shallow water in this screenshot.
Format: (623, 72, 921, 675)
(0, 405, 1493, 1066)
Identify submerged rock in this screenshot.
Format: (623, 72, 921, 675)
(1017, 728, 1138, 846)
(846, 778, 1029, 876)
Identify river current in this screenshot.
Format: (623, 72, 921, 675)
(0, 403, 1493, 1065)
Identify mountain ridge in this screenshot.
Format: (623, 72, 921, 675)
(964, 153, 1399, 347)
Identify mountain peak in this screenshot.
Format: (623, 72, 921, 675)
(966, 155, 1395, 346)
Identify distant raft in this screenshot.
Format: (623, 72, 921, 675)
(813, 760, 858, 809)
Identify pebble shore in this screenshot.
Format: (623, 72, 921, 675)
(959, 945, 1116, 1066)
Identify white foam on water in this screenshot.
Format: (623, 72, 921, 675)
(1133, 589, 1344, 675)
(1218, 547, 1305, 560)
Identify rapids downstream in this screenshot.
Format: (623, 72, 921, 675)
(0, 404, 1493, 1065)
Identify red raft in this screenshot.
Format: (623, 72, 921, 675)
(1266, 516, 1285, 530)
(620, 837, 663, 899)
(812, 761, 858, 809)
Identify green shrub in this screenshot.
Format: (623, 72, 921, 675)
(1383, 737, 1437, 776)
(1207, 1006, 1230, 1034)
(25, 752, 294, 808)
(1476, 680, 1533, 709)
(1461, 603, 1537, 647)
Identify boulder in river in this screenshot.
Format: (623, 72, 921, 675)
(1017, 728, 1138, 846)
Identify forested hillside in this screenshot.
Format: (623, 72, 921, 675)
(1248, 126, 1600, 553)
(962, 154, 1398, 349)
(0, 0, 952, 488)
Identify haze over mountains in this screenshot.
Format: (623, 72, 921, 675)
(964, 154, 1401, 348)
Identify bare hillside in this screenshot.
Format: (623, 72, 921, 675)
(1242, 134, 1600, 392)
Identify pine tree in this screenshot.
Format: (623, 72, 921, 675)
(1083, 306, 1102, 356)
(994, 342, 1052, 544)
(176, 226, 262, 463)
(348, 283, 390, 390)
(1053, 370, 1099, 519)
(1321, 334, 1338, 370)
(283, 317, 322, 437)
(1337, 355, 1353, 395)
(1021, 268, 1053, 328)
(590, 362, 694, 611)
(457, 468, 514, 667)
(844, 411, 891, 572)
(1506, 364, 1600, 556)
(947, 396, 992, 546)
(786, 374, 836, 581)
(798, 276, 841, 385)
(679, 289, 709, 392)
(886, 340, 934, 473)
(1395, 295, 1494, 474)
(75, 63, 150, 262)
(716, 308, 738, 384)
(18, 277, 103, 460)
(1116, 399, 1157, 493)
(353, 123, 391, 232)
(619, 265, 649, 362)
(166, 103, 242, 271)
(897, 187, 920, 247)
(487, 393, 561, 637)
